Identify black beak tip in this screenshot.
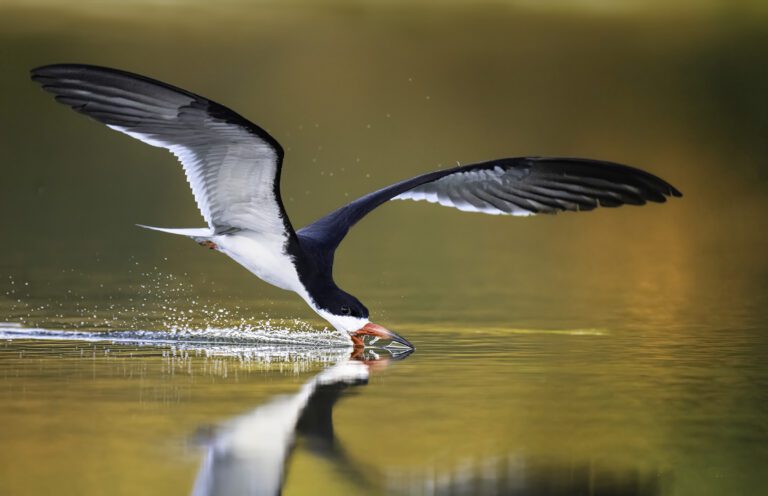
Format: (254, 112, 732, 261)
(387, 333, 415, 351)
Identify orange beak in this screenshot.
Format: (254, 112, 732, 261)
(350, 322, 414, 350)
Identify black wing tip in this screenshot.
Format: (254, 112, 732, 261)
(30, 63, 286, 158)
(32, 63, 93, 73)
(646, 180, 683, 201)
(30, 63, 65, 78)
(33, 63, 141, 78)
(30, 63, 198, 98)
(520, 156, 683, 202)
(31, 63, 117, 83)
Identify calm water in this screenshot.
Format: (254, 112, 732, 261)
(1, 2, 768, 495)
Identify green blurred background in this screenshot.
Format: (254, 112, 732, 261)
(1, 1, 767, 495)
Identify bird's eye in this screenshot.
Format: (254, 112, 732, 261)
(340, 305, 352, 316)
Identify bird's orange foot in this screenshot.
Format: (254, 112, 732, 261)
(350, 333, 366, 349)
(198, 240, 218, 250)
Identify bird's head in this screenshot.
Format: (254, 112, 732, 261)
(311, 288, 413, 349)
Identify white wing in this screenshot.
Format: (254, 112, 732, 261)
(32, 64, 292, 237)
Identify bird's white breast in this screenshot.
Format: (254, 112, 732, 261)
(214, 232, 304, 293)
(213, 232, 336, 333)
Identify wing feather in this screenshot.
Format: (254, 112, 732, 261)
(297, 157, 681, 272)
(32, 64, 291, 237)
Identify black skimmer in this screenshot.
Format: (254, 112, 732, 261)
(31, 64, 682, 350)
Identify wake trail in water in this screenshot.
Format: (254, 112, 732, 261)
(0, 322, 350, 360)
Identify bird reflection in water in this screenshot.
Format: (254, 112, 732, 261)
(190, 346, 667, 496)
(191, 348, 409, 496)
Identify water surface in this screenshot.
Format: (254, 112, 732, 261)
(1, 1, 767, 495)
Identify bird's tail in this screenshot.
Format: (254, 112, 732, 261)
(136, 225, 214, 244)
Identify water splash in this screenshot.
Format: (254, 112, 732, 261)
(1, 269, 324, 335)
(0, 322, 350, 361)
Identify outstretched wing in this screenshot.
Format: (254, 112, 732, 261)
(297, 157, 681, 270)
(31, 64, 292, 237)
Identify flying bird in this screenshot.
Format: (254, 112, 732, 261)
(31, 64, 681, 350)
